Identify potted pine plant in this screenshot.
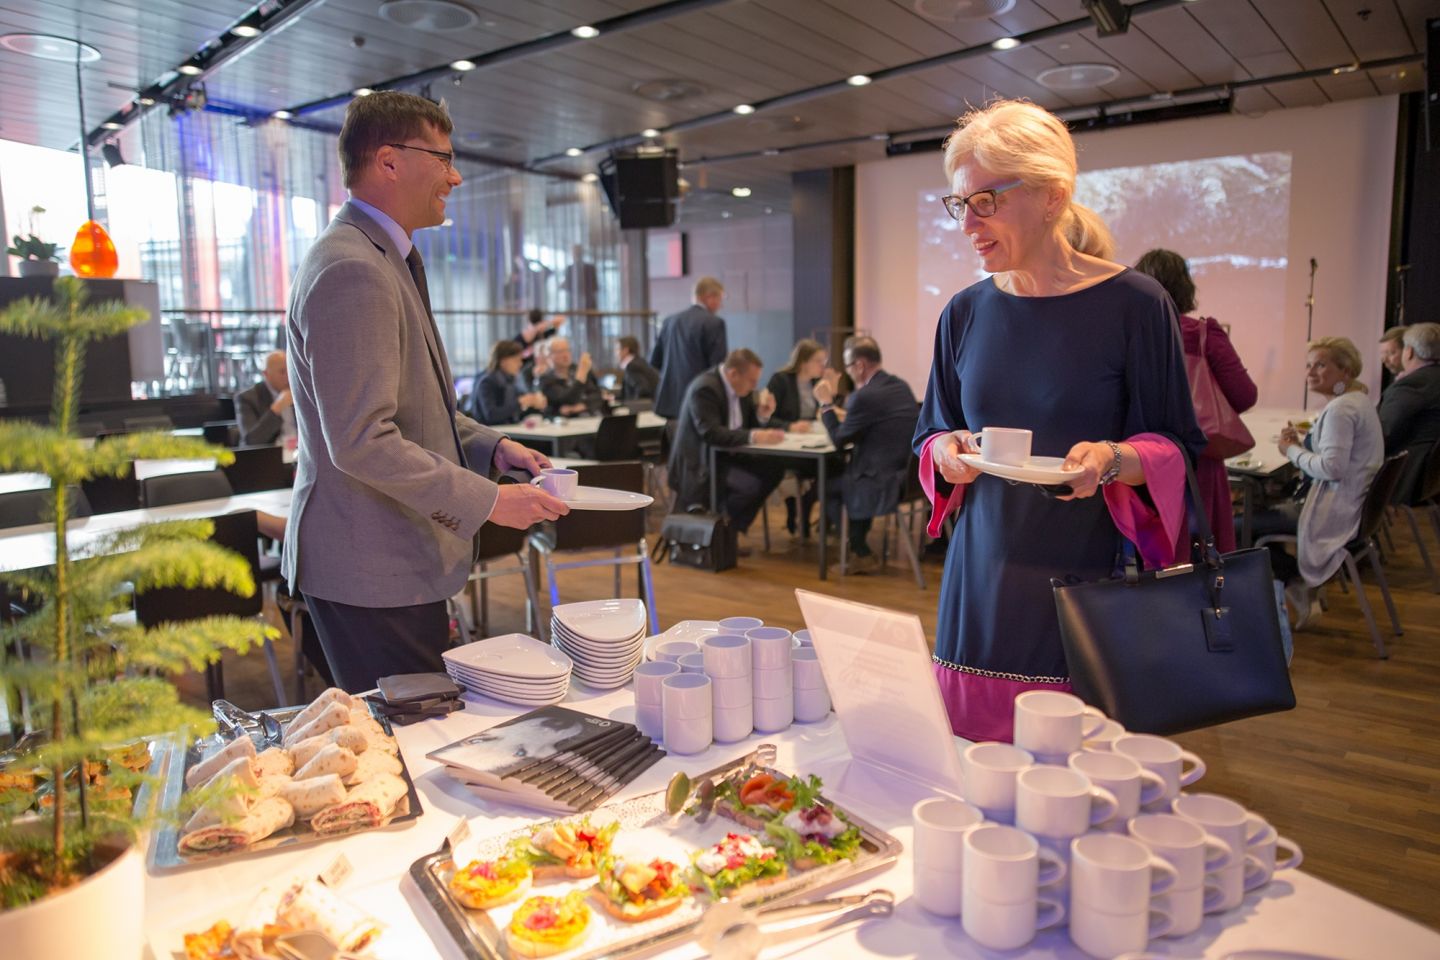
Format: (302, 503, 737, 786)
(0, 278, 275, 958)
(6, 206, 63, 278)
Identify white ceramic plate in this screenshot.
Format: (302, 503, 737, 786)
(532, 479, 655, 511)
(551, 629, 645, 658)
(464, 685, 569, 707)
(442, 633, 572, 679)
(552, 641, 644, 674)
(959, 453, 1085, 486)
(551, 598, 648, 642)
(446, 666, 570, 693)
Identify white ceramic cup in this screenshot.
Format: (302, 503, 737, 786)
(974, 426, 1033, 466)
(718, 616, 763, 632)
(654, 640, 699, 663)
(702, 634, 751, 678)
(534, 467, 578, 497)
(1082, 718, 1127, 752)
(912, 798, 987, 915)
(746, 626, 794, 669)
(794, 684, 831, 723)
(1014, 691, 1107, 760)
(1069, 751, 1167, 829)
(1246, 819, 1303, 884)
(635, 702, 663, 741)
(961, 742, 1034, 824)
(793, 629, 813, 647)
(1069, 901, 1174, 959)
(1160, 881, 1226, 938)
(1126, 813, 1236, 891)
(792, 647, 825, 688)
(712, 701, 753, 743)
(1070, 834, 1179, 915)
(632, 660, 680, 705)
(662, 710, 712, 755)
(661, 672, 712, 719)
(753, 691, 794, 733)
(677, 652, 707, 674)
(1169, 793, 1268, 911)
(1113, 734, 1206, 806)
(1015, 765, 1119, 840)
(962, 825, 1067, 950)
(709, 673, 753, 709)
(752, 664, 794, 699)
(965, 892, 1066, 951)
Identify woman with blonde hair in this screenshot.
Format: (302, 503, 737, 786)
(913, 99, 1205, 741)
(1253, 336, 1383, 627)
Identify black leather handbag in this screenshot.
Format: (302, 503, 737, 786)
(657, 509, 737, 573)
(1051, 451, 1296, 735)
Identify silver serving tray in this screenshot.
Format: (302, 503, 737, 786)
(409, 748, 902, 960)
(147, 702, 423, 870)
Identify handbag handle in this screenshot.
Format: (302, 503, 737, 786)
(1118, 435, 1223, 579)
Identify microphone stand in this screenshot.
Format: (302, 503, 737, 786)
(1302, 258, 1317, 411)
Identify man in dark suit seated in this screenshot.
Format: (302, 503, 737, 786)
(538, 336, 602, 416)
(1379, 322, 1440, 505)
(614, 335, 659, 402)
(669, 349, 786, 544)
(234, 350, 294, 446)
(813, 337, 919, 574)
(651, 277, 728, 425)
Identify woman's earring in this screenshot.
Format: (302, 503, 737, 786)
(1334, 380, 1347, 396)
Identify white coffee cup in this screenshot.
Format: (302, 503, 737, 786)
(677, 652, 707, 674)
(702, 634, 751, 678)
(709, 674, 753, 709)
(655, 640, 700, 663)
(912, 798, 987, 916)
(792, 647, 825, 689)
(662, 710, 712, 755)
(1169, 793, 1268, 911)
(1015, 765, 1119, 840)
(752, 664, 793, 699)
(1112, 734, 1206, 806)
(794, 684, 831, 723)
(719, 616, 763, 632)
(1070, 834, 1179, 915)
(753, 692, 793, 733)
(962, 825, 1067, 949)
(1069, 901, 1174, 959)
(746, 626, 794, 669)
(974, 426, 1033, 466)
(661, 672, 712, 719)
(1069, 750, 1166, 829)
(533, 467, 578, 497)
(1246, 819, 1303, 884)
(712, 701, 753, 743)
(961, 742, 1034, 824)
(1160, 881, 1226, 938)
(1014, 691, 1107, 760)
(793, 629, 813, 647)
(1126, 813, 1236, 891)
(632, 660, 680, 706)
(1082, 717, 1126, 752)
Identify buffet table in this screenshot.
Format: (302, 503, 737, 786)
(141, 682, 1440, 959)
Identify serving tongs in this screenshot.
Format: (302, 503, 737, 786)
(665, 743, 778, 820)
(696, 888, 896, 959)
(212, 698, 283, 747)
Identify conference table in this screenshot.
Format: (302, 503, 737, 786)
(493, 411, 666, 457)
(1227, 408, 1309, 547)
(140, 680, 1440, 959)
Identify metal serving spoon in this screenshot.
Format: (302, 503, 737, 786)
(665, 743, 777, 818)
(696, 889, 896, 960)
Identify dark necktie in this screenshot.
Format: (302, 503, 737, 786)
(405, 247, 467, 466)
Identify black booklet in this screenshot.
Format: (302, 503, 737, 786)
(428, 705, 665, 813)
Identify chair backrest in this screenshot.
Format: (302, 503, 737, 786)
(474, 521, 527, 562)
(1356, 451, 1409, 543)
(135, 510, 262, 625)
(0, 486, 92, 530)
(203, 420, 240, 447)
(141, 469, 235, 508)
(222, 445, 292, 494)
(900, 452, 926, 505)
(123, 415, 175, 433)
(80, 465, 141, 514)
(1416, 440, 1440, 505)
(543, 461, 647, 551)
(592, 414, 640, 461)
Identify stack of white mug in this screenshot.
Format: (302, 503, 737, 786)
(748, 626, 795, 733)
(703, 633, 754, 743)
(915, 690, 1303, 956)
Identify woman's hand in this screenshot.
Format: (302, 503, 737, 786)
(1058, 441, 1114, 500)
(934, 430, 982, 485)
(1277, 424, 1300, 458)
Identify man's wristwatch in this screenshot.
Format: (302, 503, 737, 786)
(1098, 441, 1123, 486)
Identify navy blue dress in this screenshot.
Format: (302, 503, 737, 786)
(913, 270, 1204, 740)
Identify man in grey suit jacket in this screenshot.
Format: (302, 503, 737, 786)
(1379, 322, 1440, 504)
(650, 276, 728, 421)
(284, 92, 568, 691)
(234, 350, 294, 446)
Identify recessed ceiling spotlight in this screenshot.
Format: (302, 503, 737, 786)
(721, 211, 732, 218)
(101, 121, 123, 130)
(178, 63, 204, 75)
(581, 172, 599, 183)
(565, 147, 584, 157)
(354, 87, 374, 96)
(232, 24, 261, 38)
(641, 128, 661, 138)
(450, 59, 476, 71)
(847, 74, 873, 86)
(1331, 62, 1359, 74)
(571, 25, 600, 39)
(733, 104, 756, 115)
(273, 109, 294, 119)
(869, 133, 890, 141)
(138, 96, 156, 106)
(991, 37, 1021, 51)
(442, 217, 454, 226)
(731, 186, 752, 197)
(764, 206, 773, 214)
(1036, 62, 1121, 90)
(378, 0, 478, 32)
(914, 0, 1017, 21)
(0, 33, 102, 63)
(762, 148, 781, 156)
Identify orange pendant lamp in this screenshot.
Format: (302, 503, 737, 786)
(69, 220, 119, 278)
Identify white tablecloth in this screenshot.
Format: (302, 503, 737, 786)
(141, 683, 1440, 959)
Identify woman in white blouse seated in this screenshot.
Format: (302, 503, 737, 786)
(1248, 336, 1383, 627)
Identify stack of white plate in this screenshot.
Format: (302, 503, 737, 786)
(442, 633, 572, 706)
(550, 599, 648, 689)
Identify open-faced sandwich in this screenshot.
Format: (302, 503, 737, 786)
(505, 890, 591, 958)
(512, 816, 620, 879)
(590, 854, 690, 922)
(448, 854, 533, 910)
(765, 799, 863, 870)
(689, 832, 787, 898)
(710, 771, 800, 829)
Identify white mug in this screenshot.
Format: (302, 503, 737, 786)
(752, 664, 793, 699)
(709, 674, 753, 709)
(752, 691, 793, 733)
(1069, 750, 1167, 829)
(746, 626, 794, 669)
(712, 702, 753, 743)
(1169, 793, 1267, 911)
(1082, 717, 1127, 752)
(632, 660, 680, 705)
(1160, 881, 1226, 938)
(1246, 819, 1303, 884)
(718, 616, 763, 632)
(660, 672, 712, 719)
(962, 825, 1067, 949)
(791, 647, 825, 689)
(533, 467, 578, 497)
(1069, 834, 1179, 915)
(1126, 813, 1236, 890)
(702, 634, 751, 679)
(1015, 765, 1119, 840)
(677, 652, 707, 675)
(794, 684, 831, 723)
(912, 798, 986, 916)
(961, 742, 1034, 824)
(1113, 734, 1206, 805)
(1014, 691, 1106, 760)
(1069, 901, 1174, 959)
(974, 426, 1032, 466)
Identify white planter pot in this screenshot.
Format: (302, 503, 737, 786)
(0, 834, 146, 960)
(16, 259, 59, 278)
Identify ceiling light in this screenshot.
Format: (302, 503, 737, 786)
(642, 128, 661, 138)
(101, 121, 123, 130)
(733, 104, 755, 115)
(731, 186, 752, 197)
(138, 96, 156, 106)
(847, 74, 872, 86)
(442, 217, 454, 226)
(870, 133, 890, 141)
(721, 211, 732, 218)
(581, 172, 598, 183)
(450, 59, 476, 71)
(273, 109, 293, 120)
(762, 148, 781, 156)
(764, 206, 773, 214)
(1036, 63, 1122, 90)
(991, 37, 1021, 51)
(354, 87, 374, 96)
(565, 147, 584, 157)
(1332, 63, 1359, 74)
(232, 24, 261, 38)
(178, 63, 204, 75)
(0, 33, 102, 63)
(571, 25, 600, 39)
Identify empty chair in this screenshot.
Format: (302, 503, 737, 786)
(584, 413, 640, 461)
(80, 464, 142, 514)
(1394, 440, 1440, 593)
(222, 445, 292, 494)
(0, 486, 92, 530)
(141, 469, 234, 508)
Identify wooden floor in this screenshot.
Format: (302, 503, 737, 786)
(190, 506, 1440, 932)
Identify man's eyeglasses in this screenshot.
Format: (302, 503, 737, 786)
(386, 142, 454, 170)
(940, 180, 1022, 221)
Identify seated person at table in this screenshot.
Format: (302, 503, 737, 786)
(538, 337, 602, 416)
(767, 339, 825, 534)
(1247, 337, 1383, 628)
(669, 349, 786, 540)
(235, 350, 295, 446)
(1378, 325, 1408, 381)
(614, 335, 659, 401)
(1378, 322, 1440, 505)
(467, 340, 547, 425)
(813, 337, 918, 573)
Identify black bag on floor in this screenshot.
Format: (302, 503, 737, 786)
(658, 510, 736, 572)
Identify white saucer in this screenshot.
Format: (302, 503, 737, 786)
(531, 479, 655, 511)
(442, 633, 572, 680)
(552, 599, 648, 642)
(959, 453, 1085, 486)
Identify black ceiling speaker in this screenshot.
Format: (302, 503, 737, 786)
(1083, 0, 1130, 36)
(598, 148, 679, 229)
(101, 142, 125, 166)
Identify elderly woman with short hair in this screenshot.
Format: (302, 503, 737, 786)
(914, 99, 1205, 741)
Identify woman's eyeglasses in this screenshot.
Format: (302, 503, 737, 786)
(940, 180, 1023, 221)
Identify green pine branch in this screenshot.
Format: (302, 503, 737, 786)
(0, 277, 147, 342)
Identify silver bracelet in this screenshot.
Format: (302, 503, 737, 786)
(1099, 440, 1123, 485)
